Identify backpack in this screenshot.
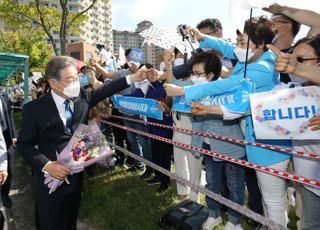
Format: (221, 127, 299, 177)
(159, 200, 208, 230)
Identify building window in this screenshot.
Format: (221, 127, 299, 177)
(71, 51, 81, 60)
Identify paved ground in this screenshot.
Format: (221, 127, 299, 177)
(2, 154, 94, 230)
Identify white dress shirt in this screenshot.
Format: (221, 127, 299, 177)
(42, 91, 74, 172)
(51, 90, 74, 127)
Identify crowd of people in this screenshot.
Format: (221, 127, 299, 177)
(0, 2, 319, 230)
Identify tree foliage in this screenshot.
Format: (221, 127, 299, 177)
(0, 27, 52, 71)
(0, 0, 99, 56)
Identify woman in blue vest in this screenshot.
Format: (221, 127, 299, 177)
(164, 16, 291, 227)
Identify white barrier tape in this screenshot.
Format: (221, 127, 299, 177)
(111, 114, 320, 160)
(107, 141, 286, 230)
(100, 119, 320, 189)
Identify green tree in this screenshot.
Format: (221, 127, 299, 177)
(0, 0, 99, 56)
(0, 27, 52, 71)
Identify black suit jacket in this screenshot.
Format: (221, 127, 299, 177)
(0, 91, 17, 139)
(17, 77, 129, 196)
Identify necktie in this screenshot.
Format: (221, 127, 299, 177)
(64, 99, 74, 133)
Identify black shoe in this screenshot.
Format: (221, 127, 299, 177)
(146, 177, 161, 186)
(128, 166, 138, 173)
(2, 195, 12, 208)
(246, 217, 260, 227)
(140, 170, 153, 180)
(156, 183, 170, 195)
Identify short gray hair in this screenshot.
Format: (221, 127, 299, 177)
(45, 56, 76, 81)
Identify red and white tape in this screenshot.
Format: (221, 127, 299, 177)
(111, 114, 320, 160)
(101, 119, 320, 188)
(107, 141, 286, 229)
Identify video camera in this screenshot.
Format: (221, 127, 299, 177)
(176, 24, 195, 53)
(177, 24, 189, 39)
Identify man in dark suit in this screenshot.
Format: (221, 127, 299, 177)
(17, 56, 146, 230)
(0, 90, 17, 208)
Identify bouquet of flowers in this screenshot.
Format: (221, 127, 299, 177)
(44, 123, 113, 194)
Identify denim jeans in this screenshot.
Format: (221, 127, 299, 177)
(300, 186, 320, 230)
(122, 116, 152, 166)
(203, 144, 245, 225)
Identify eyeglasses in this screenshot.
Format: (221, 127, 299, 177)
(296, 57, 319, 63)
(60, 74, 80, 84)
(191, 71, 206, 77)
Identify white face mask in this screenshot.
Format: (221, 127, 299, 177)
(173, 58, 184, 66)
(190, 75, 208, 85)
(233, 47, 255, 62)
(289, 73, 305, 84)
(63, 81, 80, 98)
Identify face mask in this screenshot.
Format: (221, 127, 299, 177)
(190, 75, 208, 85)
(289, 73, 305, 84)
(233, 47, 255, 62)
(63, 81, 80, 98)
(173, 58, 184, 66)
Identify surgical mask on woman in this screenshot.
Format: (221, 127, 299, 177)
(233, 47, 255, 62)
(173, 58, 184, 66)
(190, 75, 208, 85)
(288, 73, 305, 84)
(63, 80, 80, 98)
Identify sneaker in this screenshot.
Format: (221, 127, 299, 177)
(136, 165, 145, 172)
(1, 195, 12, 208)
(156, 183, 170, 195)
(146, 177, 161, 186)
(202, 216, 222, 230)
(224, 222, 243, 230)
(140, 170, 153, 181)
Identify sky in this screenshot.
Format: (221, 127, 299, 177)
(111, 0, 320, 42)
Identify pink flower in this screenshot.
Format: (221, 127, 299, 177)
(79, 141, 85, 148)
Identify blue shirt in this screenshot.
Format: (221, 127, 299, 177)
(183, 36, 291, 166)
(143, 81, 173, 138)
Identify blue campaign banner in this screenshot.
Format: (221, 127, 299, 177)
(129, 48, 144, 63)
(112, 95, 163, 120)
(173, 79, 255, 113)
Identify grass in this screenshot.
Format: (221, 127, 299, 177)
(80, 166, 178, 230)
(80, 165, 299, 230)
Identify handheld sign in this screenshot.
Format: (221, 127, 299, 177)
(112, 95, 163, 120)
(80, 74, 90, 87)
(173, 79, 254, 114)
(129, 48, 144, 63)
(250, 86, 320, 140)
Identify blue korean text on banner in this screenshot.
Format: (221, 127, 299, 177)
(173, 79, 255, 113)
(112, 95, 163, 120)
(129, 48, 145, 63)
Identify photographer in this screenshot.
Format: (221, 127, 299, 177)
(166, 19, 224, 81)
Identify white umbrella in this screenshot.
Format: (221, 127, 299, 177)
(229, 0, 277, 33)
(139, 26, 197, 53)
